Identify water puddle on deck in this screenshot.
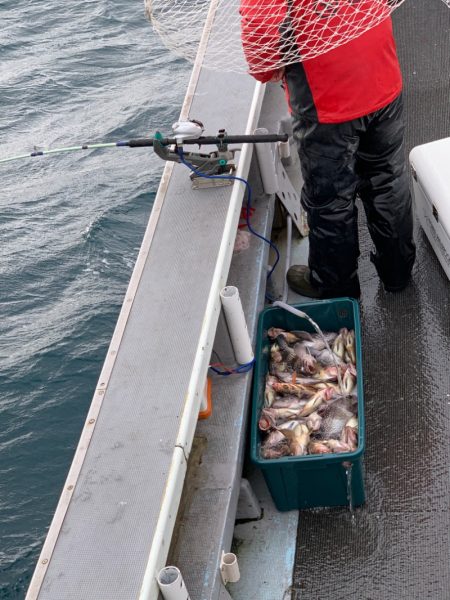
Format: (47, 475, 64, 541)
(344, 461, 356, 524)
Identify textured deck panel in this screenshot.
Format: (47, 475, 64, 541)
(29, 2, 261, 599)
(164, 82, 302, 600)
(291, 2, 450, 599)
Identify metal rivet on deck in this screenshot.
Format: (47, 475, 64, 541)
(67, 485, 74, 491)
(98, 390, 105, 395)
(42, 559, 48, 564)
(88, 418, 95, 424)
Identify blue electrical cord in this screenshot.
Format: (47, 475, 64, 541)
(176, 147, 280, 280)
(208, 359, 255, 376)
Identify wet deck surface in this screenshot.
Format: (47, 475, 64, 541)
(291, 2, 450, 598)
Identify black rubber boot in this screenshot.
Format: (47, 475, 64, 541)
(287, 265, 361, 299)
(287, 265, 325, 298)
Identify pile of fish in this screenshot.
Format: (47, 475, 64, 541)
(259, 326, 359, 459)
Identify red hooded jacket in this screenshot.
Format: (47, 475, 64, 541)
(240, 1, 402, 123)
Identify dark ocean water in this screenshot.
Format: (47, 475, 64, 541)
(0, 1, 188, 596)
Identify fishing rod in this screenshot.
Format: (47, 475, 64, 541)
(0, 133, 288, 165)
(1, 119, 286, 156)
(0, 120, 289, 188)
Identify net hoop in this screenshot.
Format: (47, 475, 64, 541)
(145, 0, 418, 75)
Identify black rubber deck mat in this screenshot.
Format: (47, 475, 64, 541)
(292, 2, 450, 599)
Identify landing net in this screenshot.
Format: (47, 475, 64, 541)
(146, 0, 450, 76)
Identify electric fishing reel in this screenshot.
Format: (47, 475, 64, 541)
(151, 119, 241, 188)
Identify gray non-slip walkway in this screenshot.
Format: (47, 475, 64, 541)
(291, 2, 450, 598)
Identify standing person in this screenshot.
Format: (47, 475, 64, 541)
(240, 2, 416, 298)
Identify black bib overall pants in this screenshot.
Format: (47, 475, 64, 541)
(286, 65, 416, 297)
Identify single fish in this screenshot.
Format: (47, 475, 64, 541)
(270, 364, 296, 383)
(258, 409, 277, 431)
(314, 382, 342, 397)
(293, 342, 317, 374)
(269, 359, 289, 374)
(310, 347, 345, 367)
(268, 327, 300, 344)
(341, 425, 358, 450)
(260, 441, 291, 459)
(345, 416, 358, 430)
(325, 439, 353, 453)
(272, 397, 307, 410)
(347, 362, 357, 377)
(277, 419, 307, 431)
(278, 375, 329, 387)
(264, 374, 279, 407)
(323, 394, 358, 414)
(306, 411, 322, 431)
(320, 383, 339, 396)
(260, 407, 304, 431)
(298, 388, 332, 417)
(265, 385, 276, 408)
(344, 329, 356, 364)
(276, 335, 297, 362)
(267, 327, 285, 339)
(308, 441, 332, 454)
(263, 429, 285, 447)
(270, 343, 283, 364)
(342, 368, 356, 394)
(313, 366, 342, 382)
(281, 423, 310, 456)
(272, 381, 316, 398)
(332, 332, 346, 361)
(341, 415, 358, 449)
(289, 330, 314, 342)
(298, 395, 323, 418)
(266, 374, 278, 387)
(270, 407, 305, 420)
(318, 402, 355, 439)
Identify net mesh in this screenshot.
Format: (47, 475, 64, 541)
(146, 0, 450, 76)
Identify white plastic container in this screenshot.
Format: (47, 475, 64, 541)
(410, 137, 450, 280)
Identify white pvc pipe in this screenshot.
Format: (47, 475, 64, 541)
(254, 127, 279, 195)
(220, 552, 241, 585)
(278, 139, 291, 161)
(220, 286, 254, 365)
(157, 566, 191, 600)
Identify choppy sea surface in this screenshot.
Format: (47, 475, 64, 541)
(0, 1, 188, 596)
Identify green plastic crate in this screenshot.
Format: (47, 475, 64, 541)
(250, 298, 365, 511)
